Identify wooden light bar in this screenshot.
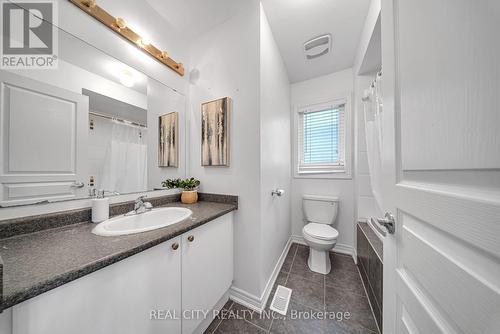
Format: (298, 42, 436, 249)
(69, 0, 184, 76)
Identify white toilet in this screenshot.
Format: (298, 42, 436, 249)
(302, 194, 339, 274)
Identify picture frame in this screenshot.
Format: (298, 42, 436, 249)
(158, 112, 179, 167)
(201, 97, 231, 166)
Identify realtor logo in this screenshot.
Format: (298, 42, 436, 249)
(1, 0, 58, 69)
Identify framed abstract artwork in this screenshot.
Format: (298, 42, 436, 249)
(201, 97, 231, 166)
(158, 112, 178, 167)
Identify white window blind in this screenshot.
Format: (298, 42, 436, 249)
(298, 103, 346, 173)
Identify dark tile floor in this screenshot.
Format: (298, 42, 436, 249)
(205, 243, 379, 334)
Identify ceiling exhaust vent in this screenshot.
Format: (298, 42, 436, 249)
(304, 34, 331, 60)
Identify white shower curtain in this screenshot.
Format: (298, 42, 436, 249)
(363, 72, 384, 210)
(100, 121, 147, 194)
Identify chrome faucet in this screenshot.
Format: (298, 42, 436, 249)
(133, 195, 153, 214)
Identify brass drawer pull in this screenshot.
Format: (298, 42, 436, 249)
(171, 242, 179, 250)
(187, 235, 195, 242)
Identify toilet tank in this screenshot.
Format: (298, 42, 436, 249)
(302, 194, 339, 225)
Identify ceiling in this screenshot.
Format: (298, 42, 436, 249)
(261, 0, 371, 83)
(144, 0, 243, 39)
(144, 0, 370, 83)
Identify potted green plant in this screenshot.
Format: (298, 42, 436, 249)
(179, 177, 201, 204)
(162, 177, 201, 204)
(161, 178, 181, 189)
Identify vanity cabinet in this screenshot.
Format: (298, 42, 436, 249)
(3, 214, 233, 334)
(13, 237, 183, 334)
(182, 213, 233, 334)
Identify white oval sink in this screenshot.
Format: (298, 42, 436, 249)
(92, 207, 193, 236)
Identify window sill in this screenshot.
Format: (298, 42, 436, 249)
(294, 171, 352, 180)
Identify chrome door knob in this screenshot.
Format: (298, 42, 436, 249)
(376, 212, 396, 234)
(271, 189, 285, 197)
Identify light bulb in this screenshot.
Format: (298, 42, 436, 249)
(115, 17, 127, 29)
(159, 51, 169, 59)
(140, 36, 150, 47)
(82, 0, 96, 8)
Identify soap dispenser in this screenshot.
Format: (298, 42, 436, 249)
(92, 189, 109, 223)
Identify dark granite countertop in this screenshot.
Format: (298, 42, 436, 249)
(0, 199, 237, 310)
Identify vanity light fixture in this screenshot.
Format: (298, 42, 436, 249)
(69, 0, 184, 76)
(115, 17, 127, 30)
(138, 38, 150, 48)
(159, 51, 169, 60)
(81, 0, 95, 8)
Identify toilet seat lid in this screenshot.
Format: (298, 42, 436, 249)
(303, 223, 339, 241)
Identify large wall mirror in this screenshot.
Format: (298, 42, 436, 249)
(0, 15, 186, 207)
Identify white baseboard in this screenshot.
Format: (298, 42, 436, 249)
(228, 286, 262, 313)
(333, 243, 354, 256)
(229, 238, 292, 313)
(290, 234, 307, 245)
(259, 238, 292, 310)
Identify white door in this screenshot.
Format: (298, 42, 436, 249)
(380, 0, 500, 333)
(0, 71, 88, 206)
(181, 214, 233, 334)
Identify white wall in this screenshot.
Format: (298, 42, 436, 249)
(147, 80, 187, 188)
(353, 0, 382, 74)
(290, 68, 356, 252)
(188, 0, 262, 298)
(188, 1, 292, 302)
(353, 0, 383, 222)
(259, 4, 291, 291)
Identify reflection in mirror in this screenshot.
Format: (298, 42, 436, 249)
(0, 18, 185, 207)
(85, 89, 148, 194)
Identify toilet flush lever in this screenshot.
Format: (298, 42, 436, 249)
(376, 212, 395, 234)
(70, 181, 85, 188)
(271, 189, 285, 197)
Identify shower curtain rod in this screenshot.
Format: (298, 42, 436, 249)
(89, 111, 147, 128)
(369, 70, 383, 88)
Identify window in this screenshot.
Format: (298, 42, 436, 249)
(295, 99, 349, 177)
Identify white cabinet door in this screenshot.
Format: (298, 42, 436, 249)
(12, 238, 182, 334)
(380, 0, 500, 333)
(181, 214, 234, 334)
(0, 70, 88, 206)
